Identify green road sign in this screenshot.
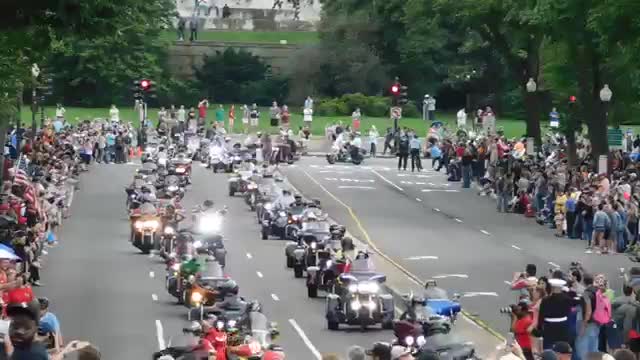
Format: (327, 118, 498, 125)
(607, 128, 623, 148)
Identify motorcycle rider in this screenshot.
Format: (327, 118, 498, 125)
(180, 254, 201, 278)
(162, 204, 185, 231)
(273, 190, 295, 210)
(212, 280, 245, 312)
(292, 194, 304, 208)
(139, 187, 157, 205)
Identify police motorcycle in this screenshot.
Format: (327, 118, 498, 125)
(190, 207, 227, 267)
(152, 322, 213, 360)
(326, 251, 394, 330)
(244, 180, 265, 212)
(282, 196, 312, 240)
(209, 137, 233, 173)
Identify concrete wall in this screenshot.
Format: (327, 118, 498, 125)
(168, 41, 302, 79)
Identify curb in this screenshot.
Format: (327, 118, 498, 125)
(271, 169, 506, 342)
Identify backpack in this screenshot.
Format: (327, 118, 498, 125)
(592, 289, 612, 325)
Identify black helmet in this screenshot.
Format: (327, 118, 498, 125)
(203, 200, 214, 208)
(294, 194, 302, 200)
(141, 186, 151, 193)
(37, 297, 50, 309)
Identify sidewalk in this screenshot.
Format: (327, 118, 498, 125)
(270, 168, 503, 357)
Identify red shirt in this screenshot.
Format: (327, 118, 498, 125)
(198, 105, 207, 118)
(513, 315, 533, 349)
(0, 272, 8, 305)
(7, 286, 34, 304)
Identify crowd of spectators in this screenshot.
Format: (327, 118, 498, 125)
(1, 121, 101, 358)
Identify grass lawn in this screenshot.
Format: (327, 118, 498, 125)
(22, 106, 536, 137)
(160, 30, 319, 44)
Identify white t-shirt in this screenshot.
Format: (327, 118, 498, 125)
(56, 107, 65, 118)
(456, 109, 467, 127)
(303, 108, 313, 122)
(110, 107, 120, 122)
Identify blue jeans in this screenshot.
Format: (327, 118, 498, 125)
(617, 230, 626, 252)
(575, 322, 601, 360)
(583, 220, 593, 245)
(497, 193, 508, 212)
(535, 192, 547, 213)
(462, 164, 472, 188)
(104, 145, 114, 163)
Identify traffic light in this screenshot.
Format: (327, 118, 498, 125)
(391, 84, 399, 94)
(140, 79, 151, 91)
(390, 81, 408, 106)
(398, 84, 408, 105)
(132, 79, 155, 101)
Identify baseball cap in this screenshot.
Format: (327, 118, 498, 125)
(541, 350, 558, 360)
(6, 300, 40, 323)
(391, 345, 412, 360)
(552, 341, 572, 354)
(366, 342, 391, 359)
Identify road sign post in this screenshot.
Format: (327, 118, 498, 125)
(390, 106, 402, 132)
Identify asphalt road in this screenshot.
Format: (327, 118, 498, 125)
(41, 161, 395, 359)
(282, 156, 634, 335)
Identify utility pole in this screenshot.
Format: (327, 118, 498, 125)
(30, 63, 40, 137)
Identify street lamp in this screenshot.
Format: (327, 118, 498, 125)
(30, 63, 40, 136)
(600, 84, 613, 123)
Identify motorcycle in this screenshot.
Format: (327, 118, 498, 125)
(326, 143, 364, 165)
(306, 249, 347, 298)
(260, 208, 289, 240)
(243, 182, 262, 211)
(228, 170, 253, 197)
(130, 213, 161, 254)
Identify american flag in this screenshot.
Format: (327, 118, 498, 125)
(13, 157, 30, 187)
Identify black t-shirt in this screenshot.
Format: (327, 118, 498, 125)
(10, 343, 48, 360)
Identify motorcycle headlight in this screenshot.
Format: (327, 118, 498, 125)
(310, 242, 317, 249)
(350, 300, 362, 311)
(134, 221, 143, 230)
(143, 220, 160, 229)
(416, 335, 426, 347)
(191, 292, 203, 304)
(199, 214, 222, 233)
(227, 320, 237, 328)
(171, 263, 180, 271)
(169, 252, 177, 258)
(247, 183, 257, 190)
(348, 284, 358, 293)
(366, 301, 377, 310)
(292, 215, 299, 221)
(176, 167, 186, 173)
(264, 203, 273, 210)
(193, 240, 203, 249)
(167, 185, 179, 192)
(357, 282, 380, 294)
(164, 226, 175, 235)
(405, 336, 415, 346)
(279, 211, 286, 217)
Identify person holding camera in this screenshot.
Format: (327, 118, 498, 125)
(511, 302, 535, 360)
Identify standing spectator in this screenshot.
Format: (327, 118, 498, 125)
(188, 106, 197, 131)
(575, 274, 598, 359)
(550, 107, 560, 128)
(269, 102, 281, 127)
(383, 128, 393, 155)
(96, 132, 106, 164)
(566, 191, 577, 238)
(437, 140, 451, 172)
(352, 108, 362, 131)
(215, 104, 225, 128)
(198, 99, 209, 128)
(511, 302, 535, 360)
(189, 15, 198, 41)
(177, 16, 186, 41)
(368, 126, 379, 158)
(461, 147, 473, 188)
(38, 297, 62, 349)
(6, 301, 48, 358)
(537, 278, 573, 350)
(554, 189, 568, 237)
(430, 143, 442, 170)
(424, 95, 436, 121)
(222, 4, 231, 18)
(109, 105, 119, 123)
(483, 106, 496, 135)
(280, 105, 290, 128)
(615, 203, 628, 253)
(177, 105, 186, 133)
(397, 134, 409, 171)
(249, 104, 260, 131)
(158, 107, 167, 123)
(303, 106, 313, 129)
(304, 96, 314, 110)
(612, 285, 639, 349)
(105, 131, 116, 163)
(240, 104, 250, 134)
(409, 135, 422, 172)
(456, 108, 467, 128)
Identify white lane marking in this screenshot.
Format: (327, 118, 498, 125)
(434, 208, 440, 212)
(337, 186, 376, 190)
(511, 245, 522, 250)
(455, 218, 463, 223)
(504, 280, 512, 285)
(416, 198, 422, 202)
(288, 319, 322, 360)
(155, 320, 166, 350)
(152, 294, 158, 301)
(422, 189, 459, 192)
(149, 271, 155, 278)
(548, 262, 561, 269)
(372, 170, 404, 191)
(433, 274, 469, 279)
(246, 253, 253, 259)
(462, 292, 499, 297)
(480, 230, 491, 235)
(256, 271, 263, 278)
(271, 293, 280, 301)
(406, 255, 439, 260)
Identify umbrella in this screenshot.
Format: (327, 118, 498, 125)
(0, 244, 15, 254)
(0, 248, 20, 261)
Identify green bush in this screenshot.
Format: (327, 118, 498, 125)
(316, 98, 350, 116)
(402, 101, 421, 118)
(315, 94, 394, 117)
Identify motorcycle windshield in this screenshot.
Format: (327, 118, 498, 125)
(301, 222, 330, 232)
(249, 312, 269, 346)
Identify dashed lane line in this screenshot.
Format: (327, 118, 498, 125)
(480, 230, 491, 236)
(416, 198, 422, 202)
(256, 271, 263, 278)
(149, 271, 155, 278)
(455, 218, 463, 223)
(511, 245, 522, 250)
(246, 253, 253, 259)
(155, 320, 166, 350)
(371, 169, 404, 192)
(152, 294, 158, 302)
(271, 293, 280, 301)
(288, 319, 322, 360)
